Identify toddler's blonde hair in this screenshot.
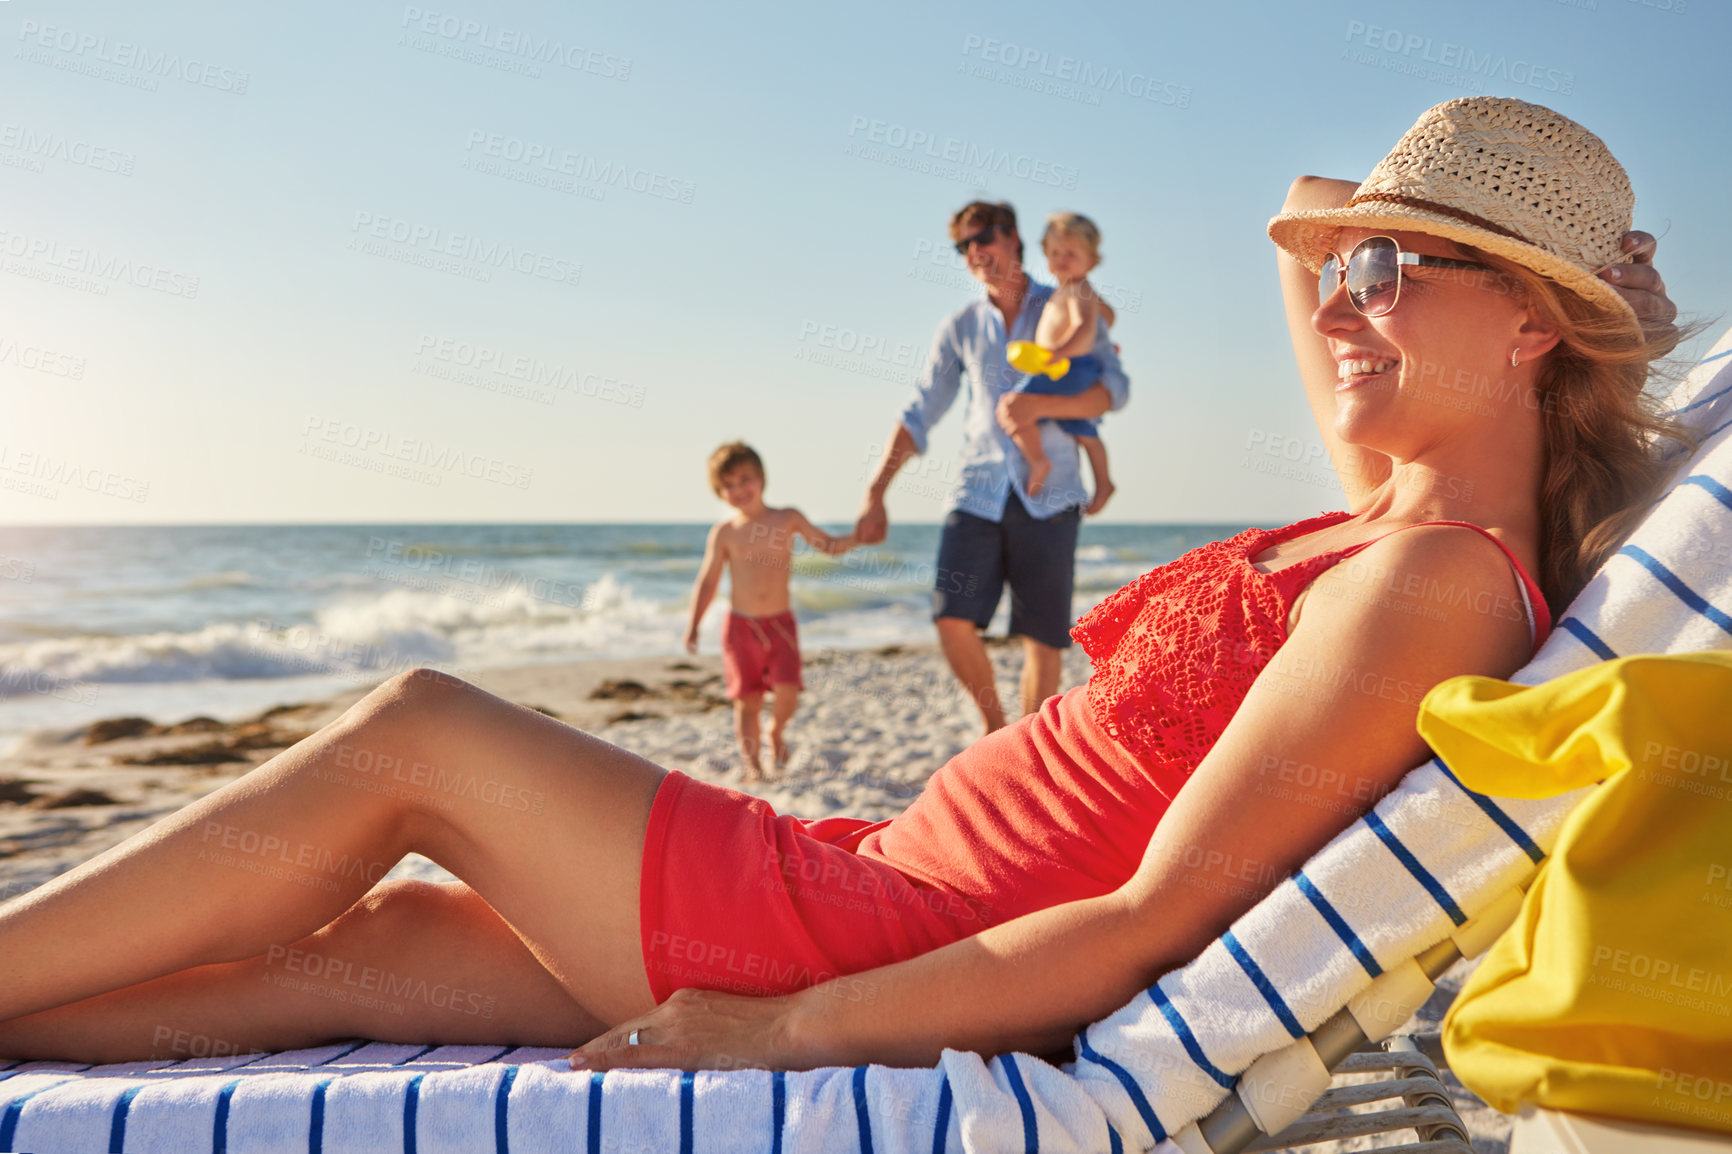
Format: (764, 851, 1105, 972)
(1042, 212, 1101, 261)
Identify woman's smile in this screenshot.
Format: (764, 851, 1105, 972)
(1334, 350, 1400, 391)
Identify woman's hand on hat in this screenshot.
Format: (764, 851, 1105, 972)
(567, 987, 801, 1072)
(1602, 230, 1678, 338)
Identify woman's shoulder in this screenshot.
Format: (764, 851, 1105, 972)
(1302, 523, 1538, 657)
(1339, 520, 1538, 590)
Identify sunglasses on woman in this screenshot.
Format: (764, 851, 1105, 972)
(953, 225, 999, 255)
(1319, 235, 1489, 317)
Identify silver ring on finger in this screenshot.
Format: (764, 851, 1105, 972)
(627, 1029, 641, 1046)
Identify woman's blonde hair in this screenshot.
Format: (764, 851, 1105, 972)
(1466, 247, 1701, 615)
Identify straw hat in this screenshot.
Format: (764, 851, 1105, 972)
(1268, 97, 1635, 320)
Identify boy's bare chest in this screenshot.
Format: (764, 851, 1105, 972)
(727, 522, 796, 573)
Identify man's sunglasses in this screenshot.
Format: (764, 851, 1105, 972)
(1319, 235, 1489, 317)
(954, 225, 999, 255)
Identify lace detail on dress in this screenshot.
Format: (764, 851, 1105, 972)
(1071, 512, 1354, 763)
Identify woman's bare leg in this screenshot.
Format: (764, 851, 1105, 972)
(0, 879, 606, 1063)
(0, 669, 664, 1035)
(0, 880, 603, 1062)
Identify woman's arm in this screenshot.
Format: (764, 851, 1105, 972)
(1277, 176, 1393, 510)
(575, 526, 1533, 1070)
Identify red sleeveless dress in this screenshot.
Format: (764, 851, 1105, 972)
(637, 514, 1551, 1001)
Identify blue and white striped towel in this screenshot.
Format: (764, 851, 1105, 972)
(7, 331, 1731, 1153)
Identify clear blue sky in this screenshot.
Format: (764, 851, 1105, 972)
(2, 0, 1725, 526)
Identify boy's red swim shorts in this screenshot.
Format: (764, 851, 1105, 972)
(721, 610, 803, 699)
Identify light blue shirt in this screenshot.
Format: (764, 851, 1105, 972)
(898, 280, 1129, 521)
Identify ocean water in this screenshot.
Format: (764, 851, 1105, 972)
(0, 521, 1244, 747)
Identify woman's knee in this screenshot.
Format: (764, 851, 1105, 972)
(335, 667, 502, 757)
(360, 876, 461, 915)
(364, 667, 482, 721)
(319, 879, 478, 954)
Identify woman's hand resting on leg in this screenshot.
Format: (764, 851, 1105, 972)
(569, 987, 804, 1072)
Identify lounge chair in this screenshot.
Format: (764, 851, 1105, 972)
(5, 330, 1730, 1153)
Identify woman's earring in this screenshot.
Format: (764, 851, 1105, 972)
(1510, 348, 1521, 368)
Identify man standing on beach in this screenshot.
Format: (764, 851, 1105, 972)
(854, 201, 1129, 733)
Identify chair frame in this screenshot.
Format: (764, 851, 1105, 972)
(1172, 900, 1511, 1153)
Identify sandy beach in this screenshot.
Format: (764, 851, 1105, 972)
(0, 641, 1087, 893)
(0, 641, 1510, 1151)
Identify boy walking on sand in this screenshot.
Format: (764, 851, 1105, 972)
(685, 442, 855, 781)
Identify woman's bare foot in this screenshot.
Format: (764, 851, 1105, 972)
(770, 731, 791, 772)
(1086, 478, 1115, 515)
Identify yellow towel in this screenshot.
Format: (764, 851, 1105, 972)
(1421, 651, 1732, 1133)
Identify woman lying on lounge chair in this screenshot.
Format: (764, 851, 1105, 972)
(0, 97, 1689, 1072)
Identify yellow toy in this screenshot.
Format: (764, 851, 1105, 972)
(1005, 340, 1070, 380)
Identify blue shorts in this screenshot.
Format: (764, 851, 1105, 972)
(931, 496, 1081, 649)
(1013, 353, 1102, 440)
